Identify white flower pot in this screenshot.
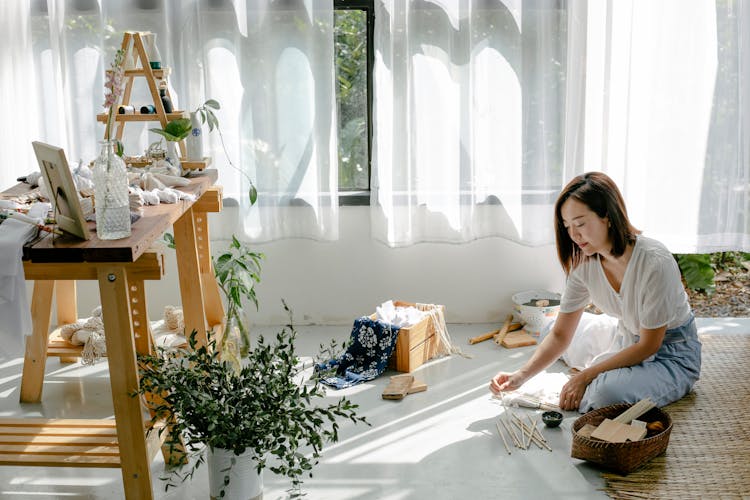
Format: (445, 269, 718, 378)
(208, 447, 263, 500)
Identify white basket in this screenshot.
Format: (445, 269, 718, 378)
(512, 290, 561, 334)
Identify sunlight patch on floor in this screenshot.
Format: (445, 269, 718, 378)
(326, 391, 496, 464)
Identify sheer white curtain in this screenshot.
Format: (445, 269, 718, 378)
(372, 0, 750, 251)
(0, 0, 338, 242)
(371, 0, 569, 247)
(570, 0, 750, 253)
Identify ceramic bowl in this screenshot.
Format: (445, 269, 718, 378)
(512, 290, 562, 334)
(542, 410, 563, 428)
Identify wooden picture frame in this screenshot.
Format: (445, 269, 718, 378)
(32, 141, 91, 240)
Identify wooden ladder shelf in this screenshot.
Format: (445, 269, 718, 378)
(96, 31, 210, 170)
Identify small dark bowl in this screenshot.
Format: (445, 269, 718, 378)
(542, 411, 563, 428)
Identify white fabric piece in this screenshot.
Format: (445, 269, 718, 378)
(137, 188, 160, 205)
(494, 371, 569, 410)
(0, 203, 48, 360)
(155, 188, 179, 204)
(148, 162, 180, 177)
(560, 235, 692, 339)
(560, 312, 619, 371)
(142, 172, 166, 191)
(152, 173, 190, 187)
(169, 187, 195, 202)
(375, 300, 427, 328)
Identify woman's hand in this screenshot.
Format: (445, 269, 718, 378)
(559, 370, 592, 411)
(489, 371, 528, 395)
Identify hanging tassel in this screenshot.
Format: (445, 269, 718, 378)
(416, 303, 472, 359)
(81, 331, 107, 365)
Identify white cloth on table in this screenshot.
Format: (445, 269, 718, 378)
(0, 202, 49, 360)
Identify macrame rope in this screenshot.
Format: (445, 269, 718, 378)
(81, 332, 107, 365)
(416, 303, 472, 359)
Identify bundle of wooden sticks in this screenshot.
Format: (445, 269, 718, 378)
(495, 411, 552, 454)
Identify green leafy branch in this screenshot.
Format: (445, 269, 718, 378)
(194, 99, 258, 205)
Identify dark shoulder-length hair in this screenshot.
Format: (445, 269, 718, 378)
(554, 172, 640, 275)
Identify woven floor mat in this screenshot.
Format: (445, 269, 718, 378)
(603, 333, 750, 499)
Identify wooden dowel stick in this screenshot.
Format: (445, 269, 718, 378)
(533, 431, 553, 452)
(495, 421, 512, 454)
(528, 416, 542, 449)
(469, 322, 522, 344)
(511, 412, 532, 450)
(501, 417, 522, 448)
(494, 314, 515, 345)
(531, 420, 548, 445)
(512, 418, 552, 451)
(469, 329, 499, 345)
(613, 398, 655, 424)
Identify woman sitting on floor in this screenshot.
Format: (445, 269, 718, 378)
(489, 171, 702, 412)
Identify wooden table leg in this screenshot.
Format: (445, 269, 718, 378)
(173, 207, 209, 346)
(127, 278, 153, 357)
(128, 276, 186, 467)
(56, 280, 79, 363)
(97, 266, 153, 499)
(20, 280, 55, 403)
(194, 211, 224, 332)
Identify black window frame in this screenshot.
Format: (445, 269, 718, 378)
(334, 0, 374, 206)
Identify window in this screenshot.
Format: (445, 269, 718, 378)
(334, 0, 373, 205)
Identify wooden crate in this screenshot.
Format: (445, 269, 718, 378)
(372, 301, 445, 373)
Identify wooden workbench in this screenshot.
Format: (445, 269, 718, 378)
(0, 172, 224, 499)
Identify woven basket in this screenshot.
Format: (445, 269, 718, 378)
(571, 403, 672, 474)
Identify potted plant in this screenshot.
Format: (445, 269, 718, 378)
(161, 232, 263, 359)
(135, 302, 367, 499)
(150, 117, 192, 167)
(213, 234, 263, 358)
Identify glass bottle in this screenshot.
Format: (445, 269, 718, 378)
(159, 82, 174, 113)
(93, 140, 131, 240)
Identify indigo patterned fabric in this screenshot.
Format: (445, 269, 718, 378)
(317, 317, 400, 389)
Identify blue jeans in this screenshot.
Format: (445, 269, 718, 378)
(579, 315, 702, 412)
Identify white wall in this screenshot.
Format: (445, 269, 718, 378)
(70, 206, 566, 327)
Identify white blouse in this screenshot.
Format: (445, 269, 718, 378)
(560, 235, 692, 338)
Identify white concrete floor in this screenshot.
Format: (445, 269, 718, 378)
(0, 318, 747, 500)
